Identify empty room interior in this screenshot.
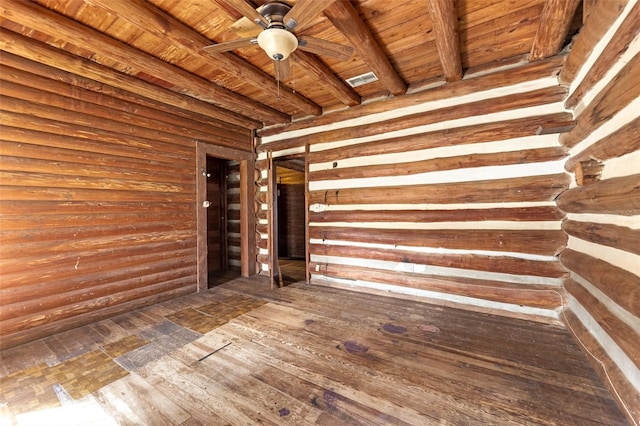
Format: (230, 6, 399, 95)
(0, 0, 638, 424)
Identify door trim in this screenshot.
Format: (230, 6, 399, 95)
(196, 142, 255, 292)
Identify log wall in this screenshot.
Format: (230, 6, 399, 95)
(0, 34, 252, 349)
(556, 1, 640, 421)
(256, 56, 574, 321)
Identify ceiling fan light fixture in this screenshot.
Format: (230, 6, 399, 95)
(257, 27, 298, 61)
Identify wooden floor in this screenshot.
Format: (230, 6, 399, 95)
(0, 276, 628, 425)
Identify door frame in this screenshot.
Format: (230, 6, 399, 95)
(269, 152, 309, 285)
(196, 142, 255, 292)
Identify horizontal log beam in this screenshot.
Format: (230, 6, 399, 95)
(0, 77, 247, 150)
(1, 254, 195, 316)
(307, 113, 574, 164)
(560, 52, 640, 148)
(260, 86, 568, 152)
(0, 97, 204, 153)
(309, 174, 570, 205)
(310, 206, 565, 223)
(560, 249, 640, 316)
(559, 0, 629, 85)
(562, 220, 640, 256)
(0, 1, 289, 124)
(0, 126, 191, 168)
(0, 29, 260, 129)
(310, 227, 566, 256)
(0, 61, 249, 145)
(556, 174, 640, 215)
(309, 147, 566, 181)
(309, 243, 568, 278)
(0, 185, 194, 203)
(564, 116, 640, 171)
(0, 282, 194, 350)
(0, 52, 252, 134)
(309, 262, 562, 309)
(564, 4, 640, 108)
(565, 278, 640, 370)
(82, 0, 321, 118)
(258, 55, 566, 137)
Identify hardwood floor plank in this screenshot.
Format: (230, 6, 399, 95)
(95, 373, 191, 425)
(213, 320, 522, 424)
(178, 348, 324, 425)
(136, 353, 278, 425)
(0, 277, 627, 425)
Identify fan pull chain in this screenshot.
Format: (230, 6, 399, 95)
(276, 76, 281, 102)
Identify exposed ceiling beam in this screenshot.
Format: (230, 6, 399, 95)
(324, 1, 407, 96)
(211, 0, 244, 21)
(0, 29, 261, 129)
(292, 51, 361, 107)
(529, 0, 582, 61)
(222, 0, 270, 27)
(425, 0, 463, 82)
(0, 0, 289, 125)
(83, 0, 321, 118)
(283, 0, 339, 30)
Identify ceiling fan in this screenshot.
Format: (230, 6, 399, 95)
(203, 0, 354, 80)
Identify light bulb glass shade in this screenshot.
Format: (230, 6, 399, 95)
(257, 27, 298, 60)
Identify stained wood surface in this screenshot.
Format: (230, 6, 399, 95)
(0, 49, 250, 350)
(563, 310, 640, 423)
(556, 174, 640, 215)
(561, 249, 640, 317)
(564, 116, 640, 171)
(0, 0, 579, 125)
(529, 0, 582, 61)
(0, 277, 628, 425)
(261, 85, 568, 152)
(309, 243, 567, 278)
(308, 174, 570, 205)
(560, 52, 640, 148)
(257, 55, 567, 137)
(559, 0, 631, 85)
(565, 279, 640, 370)
(564, 3, 640, 108)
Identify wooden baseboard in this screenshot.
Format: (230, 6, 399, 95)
(562, 309, 640, 424)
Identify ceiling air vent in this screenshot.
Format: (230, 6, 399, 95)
(345, 71, 378, 88)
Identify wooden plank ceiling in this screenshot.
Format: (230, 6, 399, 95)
(0, 0, 583, 128)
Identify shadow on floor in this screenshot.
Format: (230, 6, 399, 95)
(208, 268, 241, 288)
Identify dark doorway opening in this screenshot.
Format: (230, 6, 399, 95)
(274, 157, 307, 285)
(206, 156, 239, 287)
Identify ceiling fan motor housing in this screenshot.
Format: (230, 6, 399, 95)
(257, 1, 298, 61)
(260, 2, 292, 26)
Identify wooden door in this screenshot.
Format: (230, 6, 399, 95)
(206, 156, 227, 276)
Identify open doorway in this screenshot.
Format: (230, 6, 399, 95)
(205, 156, 240, 287)
(273, 156, 307, 285)
(196, 141, 256, 292)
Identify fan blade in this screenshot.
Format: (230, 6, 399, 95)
(223, 0, 269, 28)
(274, 58, 292, 81)
(283, 0, 338, 30)
(203, 37, 256, 54)
(297, 36, 354, 61)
